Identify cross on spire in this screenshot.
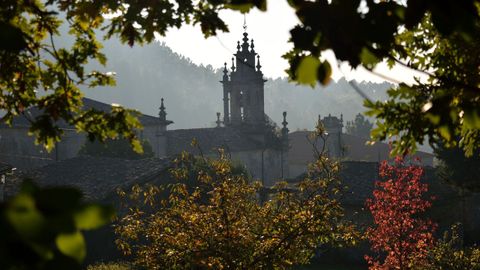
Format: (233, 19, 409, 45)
(243, 14, 247, 31)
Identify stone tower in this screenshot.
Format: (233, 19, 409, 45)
(221, 31, 266, 128)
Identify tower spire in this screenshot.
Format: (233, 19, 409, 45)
(159, 98, 166, 120)
(220, 26, 266, 128)
(158, 97, 173, 132)
(256, 55, 261, 71)
(282, 111, 289, 135)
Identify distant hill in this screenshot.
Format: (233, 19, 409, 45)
(77, 39, 392, 130)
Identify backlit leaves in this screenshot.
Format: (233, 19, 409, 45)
(115, 150, 358, 269)
(365, 157, 436, 270)
(296, 56, 320, 87)
(283, 0, 479, 86)
(0, 0, 267, 153)
(56, 231, 86, 262)
(366, 14, 480, 156)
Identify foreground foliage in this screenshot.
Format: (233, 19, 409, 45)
(0, 0, 263, 151)
(87, 262, 134, 270)
(3, 1, 480, 157)
(418, 224, 480, 270)
(115, 148, 358, 269)
(365, 12, 480, 156)
(0, 181, 114, 270)
(435, 144, 480, 192)
(365, 157, 436, 270)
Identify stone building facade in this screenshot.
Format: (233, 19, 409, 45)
(288, 113, 434, 178)
(0, 30, 290, 186)
(0, 98, 162, 169)
(154, 30, 289, 186)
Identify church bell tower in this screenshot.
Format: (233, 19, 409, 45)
(220, 30, 266, 128)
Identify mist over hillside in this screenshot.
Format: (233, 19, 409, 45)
(82, 39, 392, 131)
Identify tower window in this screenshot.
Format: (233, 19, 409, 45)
(227, 92, 231, 119)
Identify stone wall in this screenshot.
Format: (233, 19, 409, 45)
(230, 149, 285, 186)
(141, 125, 168, 158)
(0, 127, 87, 169)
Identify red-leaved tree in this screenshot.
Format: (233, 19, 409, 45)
(365, 157, 437, 270)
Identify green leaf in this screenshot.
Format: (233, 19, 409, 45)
(317, 61, 332, 85)
(360, 47, 380, 69)
(131, 139, 143, 154)
(74, 204, 115, 230)
(225, 4, 254, 13)
(56, 231, 86, 262)
(6, 194, 46, 239)
(295, 56, 320, 87)
(463, 110, 480, 129)
(438, 125, 452, 141)
(426, 113, 441, 125)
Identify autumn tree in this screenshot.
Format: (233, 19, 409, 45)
(421, 224, 480, 270)
(365, 157, 436, 270)
(115, 143, 358, 269)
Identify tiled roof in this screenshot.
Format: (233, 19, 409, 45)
(166, 127, 265, 155)
(289, 161, 458, 206)
(5, 98, 160, 128)
(8, 156, 172, 200)
(341, 161, 459, 205)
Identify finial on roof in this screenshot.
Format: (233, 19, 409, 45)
(282, 111, 289, 138)
(231, 57, 235, 72)
(237, 41, 241, 51)
(243, 14, 247, 32)
(256, 55, 262, 71)
(216, 112, 222, 127)
(159, 98, 166, 120)
(250, 39, 255, 51)
(242, 32, 249, 45)
(158, 98, 173, 131)
(340, 114, 343, 122)
(223, 62, 228, 75)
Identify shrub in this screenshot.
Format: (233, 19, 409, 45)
(420, 224, 480, 270)
(87, 262, 134, 270)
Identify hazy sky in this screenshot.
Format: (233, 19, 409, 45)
(157, 2, 423, 84)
